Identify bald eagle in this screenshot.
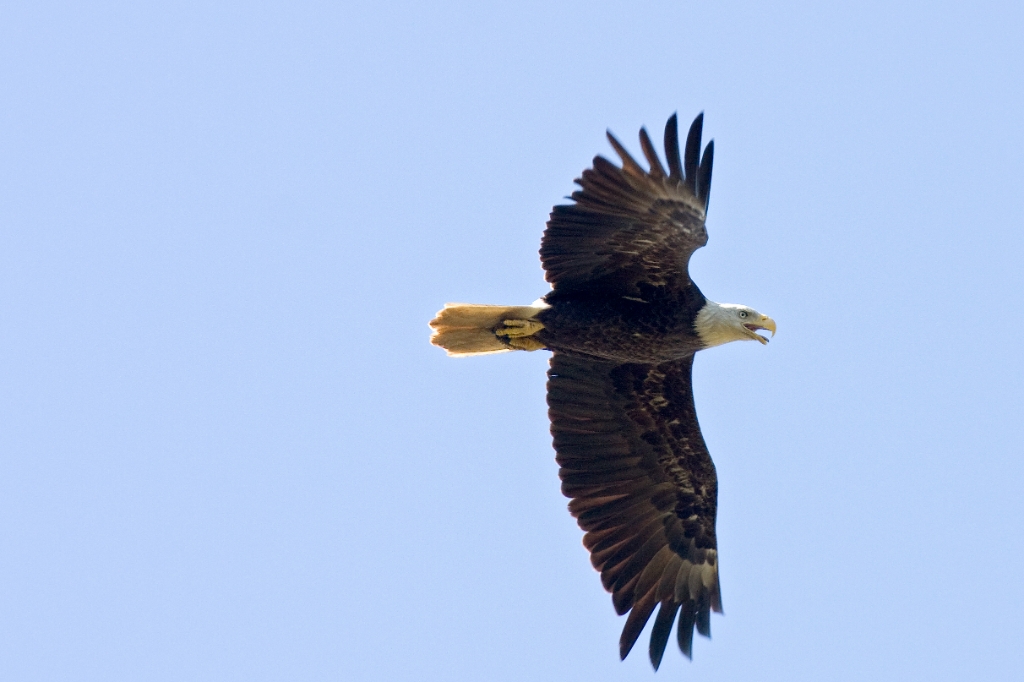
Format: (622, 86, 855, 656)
(429, 114, 775, 669)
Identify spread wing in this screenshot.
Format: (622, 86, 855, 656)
(547, 352, 722, 668)
(540, 114, 714, 297)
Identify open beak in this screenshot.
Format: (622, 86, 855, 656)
(744, 315, 777, 345)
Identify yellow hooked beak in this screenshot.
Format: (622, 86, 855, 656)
(743, 314, 777, 345)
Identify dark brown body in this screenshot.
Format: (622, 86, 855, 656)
(536, 285, 709, 364)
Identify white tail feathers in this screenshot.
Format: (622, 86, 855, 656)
(429, 303, 546, 356)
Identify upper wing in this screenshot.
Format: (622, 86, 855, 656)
(547, 352, 721, 668)
(540, 114, 714, 297)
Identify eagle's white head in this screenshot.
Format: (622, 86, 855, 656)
(694, 301, 777, 348)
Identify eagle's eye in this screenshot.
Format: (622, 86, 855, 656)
(738, 310, 748, 318)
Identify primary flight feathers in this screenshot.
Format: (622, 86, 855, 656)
(429, 113, 775, 669)
(541, 114, 712, 296)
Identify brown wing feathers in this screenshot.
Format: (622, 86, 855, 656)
(638, 127, 667, 179)
(547, 353, 722, 668)
(665, 113, 683, 181)
(539, 113, 714, 295)
(683, 114, 702, 195)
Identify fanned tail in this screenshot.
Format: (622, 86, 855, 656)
(429, 303, 546, 356)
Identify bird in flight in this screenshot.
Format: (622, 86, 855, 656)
(429, 113, 776, 669)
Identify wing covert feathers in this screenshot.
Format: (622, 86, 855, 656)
(540, 113, 714, 296)
(547, 353, 722, 668)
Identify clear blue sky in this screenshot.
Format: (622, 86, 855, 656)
(2, 2, 1022, 680)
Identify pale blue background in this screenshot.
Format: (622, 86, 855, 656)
(2, 2, 1022, 680)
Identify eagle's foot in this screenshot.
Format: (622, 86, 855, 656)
(494, 319, 546, 352)
(496, 319, 545, 337)
(504, 336, 547, 352)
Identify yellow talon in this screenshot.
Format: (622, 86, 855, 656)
(505, 336, 547, 351)
(496, 319, 545, 338)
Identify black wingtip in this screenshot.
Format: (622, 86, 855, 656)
(697, 138, 714, 208)
(619, 593, 658, 662)
(695, 603, 712, 638)
(648, 601, 679, 670)
(684, 113, 704, 193)
(677, 601, 696, 659)
(664, 113, 682, 181)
